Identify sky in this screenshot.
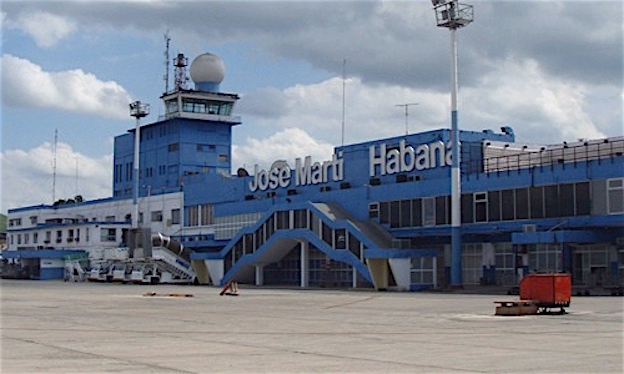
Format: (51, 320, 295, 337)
(1, 0, 622, 214)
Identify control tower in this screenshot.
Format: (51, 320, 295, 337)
(112, 52, 241, 199)
(161, 52, 240, 123)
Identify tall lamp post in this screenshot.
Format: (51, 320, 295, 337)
(129, 100, 150, 228)
(431, 0, 473, 287)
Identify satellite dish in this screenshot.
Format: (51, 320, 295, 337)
(237, 168, 249, 177)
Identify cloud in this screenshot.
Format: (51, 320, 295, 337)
(238, 76, 449, 146)
(462, 58, 605, 143)
(232, 128, 334, 172)
(7, 10, 76, 48)
(237, 55, 605, 149)
(1, 54, 133, 119)
(1, 142, 112, 213)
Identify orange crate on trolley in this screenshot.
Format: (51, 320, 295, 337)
(520, 274, 571, 312)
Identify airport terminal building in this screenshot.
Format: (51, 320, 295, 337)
(5, 53, 624, 293)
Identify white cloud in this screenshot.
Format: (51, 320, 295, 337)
(232, 128, 334, 172)
(9, 11, 76, 48)
(1, 142, 111, 213)
(1, 54, 133, 120)
(462, 58, 605, 143)
(239, 55, 607, 150)
(240, 77, 449, 147)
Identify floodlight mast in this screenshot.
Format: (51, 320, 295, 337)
(129, 100, 150, 228)
(431, 0, 473, 288)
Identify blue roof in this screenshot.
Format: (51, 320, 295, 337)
(1, 249, 87, 259)
(364, 248, 437, 259)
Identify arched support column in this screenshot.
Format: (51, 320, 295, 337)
(191, 259, 210, 285)
(255, 265, 264, 286)
(300, 241, 309, 288)
(388, 258, 411, 291)
(366, 258, 389, 290)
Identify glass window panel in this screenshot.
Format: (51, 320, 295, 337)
(293, 209, 307, 229)
(590, 250, 607, 266)
(608, 178, 624, 214)
(530, 186, 544, 219)
(411, 271, 422, 284)
(559, 184, 575, 217)
(474, 192, 487, 223)
(609, 189, 624, 213)
(255, 227, 264, 251)
(369, 203, 379, 218)
(334, 229, 346, 250)
(171, 209, 180, 224)
(400, 200, 411, 227)
(390, 201, 400, 228)
(379, 202, 389, 224)
(608, 179, 623, 188)
(348, 232, 360, 257)
(423, 197, 435, 226)
(435, 196, 447, 225)
(461, 193, 473, 223)
(411, 199, 422, 227)
(422, 271, 433, 284)
(322, 222, 332, 245)
(502, 189, 515, 220)
(488, 190, 501, 221)
(515, 188, 529, 219)
(544, 185, 559, 218)
(575, 182, 591, 216)
(276, 211, 289, 229)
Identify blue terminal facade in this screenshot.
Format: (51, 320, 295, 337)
(6, 52, 624, 291)
(111, 53, 624, 292)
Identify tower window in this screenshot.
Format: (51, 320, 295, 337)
(165, 100, 178, 114)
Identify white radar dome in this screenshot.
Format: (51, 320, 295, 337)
(190, 53, 225, 85)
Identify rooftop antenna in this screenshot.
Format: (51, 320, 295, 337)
(395, 103, 419, 135)
(163, 30, 171, 94)
(341, 58, 346, 147)
(75, 156, 79, 197)
(173, 53, 189, 91)
(52, 128, 58, 203)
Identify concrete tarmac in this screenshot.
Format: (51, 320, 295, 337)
(1, 279, 622, 373)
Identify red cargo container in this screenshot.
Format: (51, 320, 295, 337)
(520, 274, 571, 311)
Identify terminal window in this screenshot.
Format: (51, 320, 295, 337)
(608, 178, 624, 214)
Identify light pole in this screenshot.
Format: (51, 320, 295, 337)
(431, 0, 473, 288)
(129, 100, 150, 228)
(395, 103, 419, 135)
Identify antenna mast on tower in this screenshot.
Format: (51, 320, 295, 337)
(52, 128, 58, 203)
(173, 53, 189, 91)
(163, 30, 171, 94)
(341, 58, 346, 147)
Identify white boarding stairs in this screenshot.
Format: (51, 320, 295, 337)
(64, 260, 87, 282)
(152, 247, 196, 282)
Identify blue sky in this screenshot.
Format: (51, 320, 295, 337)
(1, 0, 622, 213)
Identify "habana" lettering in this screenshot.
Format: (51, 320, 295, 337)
(369, 140, 453, 176)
